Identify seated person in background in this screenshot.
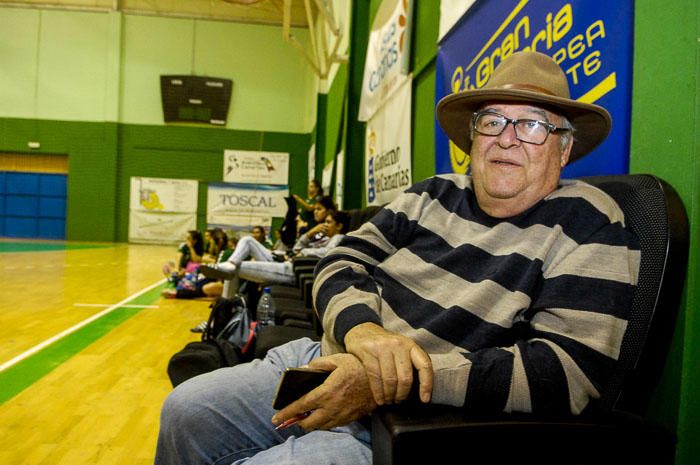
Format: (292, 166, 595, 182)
(202, 229, 216, 259)
(179, 230, 204, 272)
(294, 179, 324, 232)
(208, 210, 348, 287)
(202, 196, 338, 278)
(272, 228, 290, 253)
(201, 227, 229, 264)
(161, 229, 233, 299)
(155, 51, 640, 465)
(299, 196, 338, 242)
(162, 229, 204, 281)
(280, 192, 334, 248)
(251, 224, 274, 250)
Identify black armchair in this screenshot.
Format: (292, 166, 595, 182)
(371, 174, 689, 465)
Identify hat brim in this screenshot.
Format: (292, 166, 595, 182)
(436, 89, 612, 164)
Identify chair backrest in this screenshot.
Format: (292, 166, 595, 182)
(582, 174, 689, 415)
(344, 205, 385, 232)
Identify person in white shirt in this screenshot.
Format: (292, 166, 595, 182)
(201, 210, 348, 287)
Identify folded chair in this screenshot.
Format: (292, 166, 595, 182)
(371, 174, 690, 465)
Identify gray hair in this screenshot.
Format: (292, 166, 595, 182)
(559, 116, 574, 152)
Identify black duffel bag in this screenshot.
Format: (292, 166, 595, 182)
(167, 296, 255, 387)
(167, 338, 241, 387)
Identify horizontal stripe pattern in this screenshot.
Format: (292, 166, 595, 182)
(313, 174, 639, 415)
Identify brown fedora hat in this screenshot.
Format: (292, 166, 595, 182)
(436, 51, 612, 164)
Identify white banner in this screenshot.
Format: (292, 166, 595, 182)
(438, 0, 477, 41)
(129, 177, 198, 213)
(207, 183, 289, 228)
(335, 150, 345, 210)
(128, 211, 196, 244)
(365, 76, 412, 206)
(321, 159, 334, 197)
(358, 0, 413, 121)
(224, 150, 289, 185)
(308, 143, 316, 183)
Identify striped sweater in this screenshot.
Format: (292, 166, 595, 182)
(313, 174, 640, 415)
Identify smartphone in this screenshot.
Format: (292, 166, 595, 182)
(272, 367, 330, 410)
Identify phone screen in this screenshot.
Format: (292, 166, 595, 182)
(272, 367, 330, 410)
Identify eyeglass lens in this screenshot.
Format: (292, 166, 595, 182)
(473, 113, 551, 144)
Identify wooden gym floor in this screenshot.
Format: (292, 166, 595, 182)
(0, 240, 213, 465)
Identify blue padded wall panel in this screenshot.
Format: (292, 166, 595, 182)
(6, 196, 39, 216)
(6, 173, 40, 195)
(40, 174, 68, 196)
(5, 217, 37, 237)
(39, 197, 66, 218)
(1, 172, 67, 239)
(39, 218, 65, 239)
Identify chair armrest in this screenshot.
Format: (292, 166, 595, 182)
(292, 257, 320, 271)
(371, 405, 675, 465)
(294, 266, 314, 289)
(254, 325, 319, 359)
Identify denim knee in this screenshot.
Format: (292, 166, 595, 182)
(159, 381, 198, 437)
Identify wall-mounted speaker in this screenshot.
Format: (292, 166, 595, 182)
(160, 75, 233, 126)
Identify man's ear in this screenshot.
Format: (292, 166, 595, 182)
(560, 137, 573, 167)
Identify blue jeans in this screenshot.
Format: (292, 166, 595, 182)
(238, 260, 295, 286)
(154, 338, 372, 465)
(230, 236, 274, 265)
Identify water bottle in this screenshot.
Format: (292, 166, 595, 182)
(256, 287, 276, 327)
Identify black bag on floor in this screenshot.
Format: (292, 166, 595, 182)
(167, 339, 241, 387)
(167, 296, 256, 388)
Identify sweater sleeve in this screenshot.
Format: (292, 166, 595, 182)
(313, 186, 428, 346)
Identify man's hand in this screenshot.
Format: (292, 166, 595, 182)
(271, 353, 376, 431)
(344, 322, 433, 405)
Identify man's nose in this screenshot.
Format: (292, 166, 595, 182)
(497, 121, 521, 147)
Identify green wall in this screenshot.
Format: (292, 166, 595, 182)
(120, 14, 318, 132)
(630, 2, 699, 464)
(116, 124, 311, 242)
(0, 7, 317, 131)
(316, 64, 349, 185)
(0, 117, 312, 242)
(0, 6, 319, 241)
(1, 3, 697, 462)
(0, 118, 119, 240)
(340, 3, 699, 464)
(341, 0, 439, 208)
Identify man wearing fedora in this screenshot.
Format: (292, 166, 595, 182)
(155, 52, 640, 465)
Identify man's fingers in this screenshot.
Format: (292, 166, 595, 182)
(393, 352, 415, 402)
(296, 408, 331, 431)
(272, 395, 315, 427)
(378, 350, 398, 402)
(410, 346, 433, 403)
(359, 354, 386, 405)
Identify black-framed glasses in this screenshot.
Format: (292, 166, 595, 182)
(471, 111, 571, 145)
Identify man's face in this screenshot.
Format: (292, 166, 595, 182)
(469, 102, 572, 217)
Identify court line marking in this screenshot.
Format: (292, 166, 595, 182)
(74, 303, 160, 309)
(0, 278, 166, 373)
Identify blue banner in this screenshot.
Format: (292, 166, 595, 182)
(435, 0, 634, 178)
